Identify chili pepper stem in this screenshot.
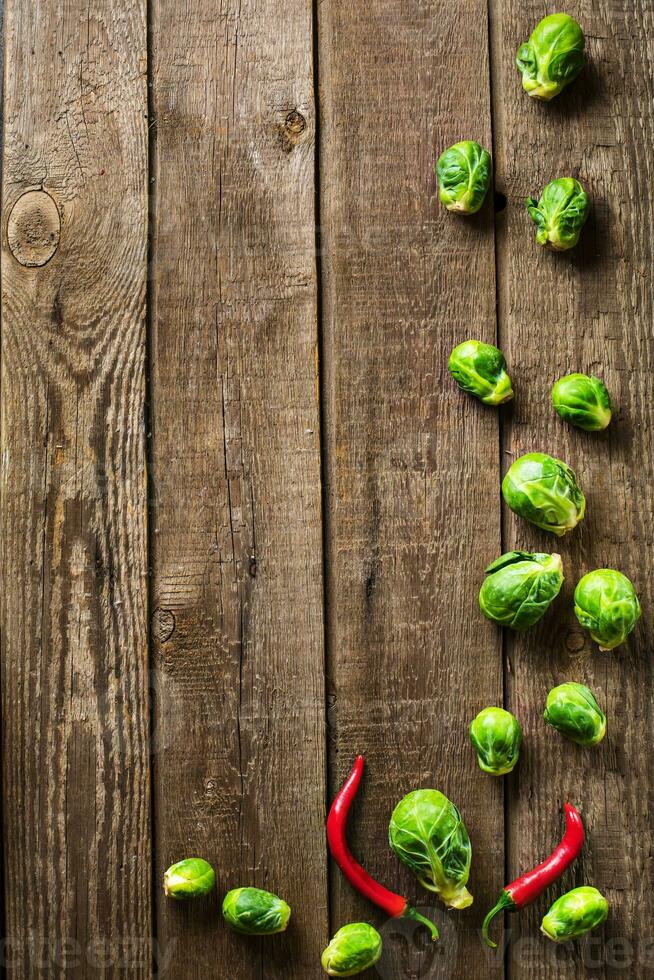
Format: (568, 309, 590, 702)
(482, 891, 517, 948)
(403, 905, 439, 941)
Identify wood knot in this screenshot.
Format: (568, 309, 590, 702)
(285, 110, 306, 135)
(278, 110, 307, 153)
(565, 628, 586, 653)
(7, 190, 61, 267)
(152, 607, 176, 644)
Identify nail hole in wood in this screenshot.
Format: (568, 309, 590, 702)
(494, 191, 507, 213)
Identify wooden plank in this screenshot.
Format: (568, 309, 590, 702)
(149, 2, 328, 976)
(0, 0, 6, 961)
(490, 2, 654, 976)
(318, 2, 504, 975)
(0, 0, 151, 975)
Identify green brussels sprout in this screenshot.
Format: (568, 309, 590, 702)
(516, 14, 585, 101)
(544, 682, 606, 746)
(526, 178, 589, 251)
(163, 858, 215, 900)
(479, 552, 564, 630)
(469, 707, 522, 775)
(321, 923, 382, 976)
(552, 373, 612, 431)
(541, 887, 608, 942)
(448, 340, 514, 406)
(574, 569, 641, 651)
(502, 452, 586, 536)
(222, 887, 291, 935)
(436, 141, 492, 214)
(389, 789, 473, 909)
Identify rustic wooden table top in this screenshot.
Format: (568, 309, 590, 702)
(1, 0, 652, 977)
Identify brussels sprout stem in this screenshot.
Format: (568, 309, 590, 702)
(403, 905, 439, 941)
(445, 887, 473, 910)
(529, 83, 557, 102)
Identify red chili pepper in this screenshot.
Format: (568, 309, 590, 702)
(327, 755, 439, 941)
(482, 802, 584, 948)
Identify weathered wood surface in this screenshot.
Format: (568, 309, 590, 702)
(0, 0, 151, 976)
(318, 2, 504, 976)
(491, 2, 654, 977)
(149, 0, 328, 977)
(2, 0, 654, 977)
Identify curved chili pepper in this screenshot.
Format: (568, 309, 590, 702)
(327, 755, 439, 940)
(482, 802, 584, 948)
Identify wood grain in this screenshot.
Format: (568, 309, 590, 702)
(149, 1, 328, 976)
(318, 2, 504, 975)
(2, 3, 651, 977)
(490, 2, 654, 976)
(0, 0, 151, 975)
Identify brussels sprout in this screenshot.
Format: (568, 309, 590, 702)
(541, 887, 608, 942)
(321, 923, 382, 976)
(389, 789, 473, 909)
(544, 682, 606, 746)
(436, 141, 491, 214)
(502, 452, 585, 536)
(526, 178, 589, 251)
(516, 14, 585, 101)
(479, 552, 564, 630)
(448, 340, 514, 405)
(574, 569, 641, 651)
(469, 707, 522, 775)
(552, 374, 612, 431)
(163, 858, 215, 900)
(222, 887, 291, 935)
